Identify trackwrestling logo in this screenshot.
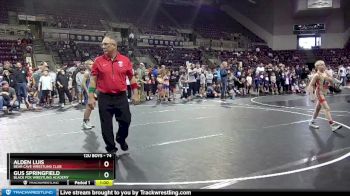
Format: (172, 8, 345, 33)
(2, 189, 56, 196)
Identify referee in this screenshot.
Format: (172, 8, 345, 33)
(88, 33, 139, 153)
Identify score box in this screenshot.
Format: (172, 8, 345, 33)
(7, 153, 115, 186)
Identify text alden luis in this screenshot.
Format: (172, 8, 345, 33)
(12, 160, 62, 169)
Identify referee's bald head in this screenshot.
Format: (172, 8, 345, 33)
(104, 33, 117, 44)
(102, 33, 118, 56)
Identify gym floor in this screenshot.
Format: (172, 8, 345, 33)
(1, 89, 350, 190)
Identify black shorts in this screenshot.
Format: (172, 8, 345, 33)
(42, 90, 51, 99)
(169, 84, 176, 91)
(188, 82, 196, 95)
(144, 84, 151, 92)
(51, 89, 55, 97)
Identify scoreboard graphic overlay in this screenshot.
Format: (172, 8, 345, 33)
(7, 153, 115, 186)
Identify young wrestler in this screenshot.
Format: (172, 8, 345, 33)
(308, 60, 342, 132)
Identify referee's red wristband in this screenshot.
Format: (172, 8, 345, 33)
(131, 83, 138, 89)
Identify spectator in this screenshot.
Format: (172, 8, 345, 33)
(256, 63, 265, 75)
(338, 65, 347, 86)
(32, 67, 43, 101)
(27, 87, 38, 110)
(187, 64, 196, 100)
(199, 70, 206, 98)
(137, 63, 146, 100)
(10, 43, 17, 54)
(169, 70, 177, 101)
(194, 63, 202, 95)
(228, 72, 235, 97)
(39, 70, 53, 107)
(270, 72, 278, 95)
(240, 74, 247, 96)
(0, 81, 18, 114)
(215, 66, 221, 85)
(163, 71, 170, 102)
(246, 73, 253, 95)
(206, 69, 213, 87)
(220, 61, 228, 100)
(144, 70, 152, 101)
(299, 80, 307, 94)
(17, 38, 21, 46)
(13, 62, 29, 108)
(326, 66, 334, 78)
(179, 71, 189, 100)
(75, 67, 86, 104)
(56, 69, 73, 108)
(128, 32, 135, 47)
(2, 70, 16, 89)
(152, 66, 159, 78)
(49, 69, 57, 103)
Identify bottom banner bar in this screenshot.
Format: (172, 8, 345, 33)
(58, 189, 192, 196)
(59, 189, 193, 196)
(10, 180, 96, 186)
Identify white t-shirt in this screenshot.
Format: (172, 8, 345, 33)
(246, 76, 252, 86)
(39, 75, 53, 90)
(76, 72, 85, 86)
(200, 73, 206, 85)
(338, 67, 346, 77)
(49, 71, 56, 83)
(179, 74, 188, 88)
(256, 66, 265, 75)
(206, 73, 213, 84)
(326, 69, 334, 77)
(68, 77, 73, 89)
(285, 77, 290, 85)
(194, 68, 202, 78)
(188, 69, 196, 83)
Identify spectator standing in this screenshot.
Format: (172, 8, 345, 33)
(13, 62, 29, 108)
(220, 61, 228, 100)
(39, 70, 53, 107)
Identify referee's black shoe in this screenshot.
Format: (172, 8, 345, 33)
(106, 147, 118, 154)
(116, 138, 129, 151)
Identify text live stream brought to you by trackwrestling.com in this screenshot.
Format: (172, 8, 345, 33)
(1, 189, 195, 196)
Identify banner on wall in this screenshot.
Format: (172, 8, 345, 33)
(307, 0, 332, 8)
(18, 15, 36, 21)
(18, 15, 27, 20)
(69, 34, 103, 42)
(148, 39, 183, 46)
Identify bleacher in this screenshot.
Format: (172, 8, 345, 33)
(139, 46, 202, 67)
(0, 39, 25, 64)
(2, 0, 349, 70)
